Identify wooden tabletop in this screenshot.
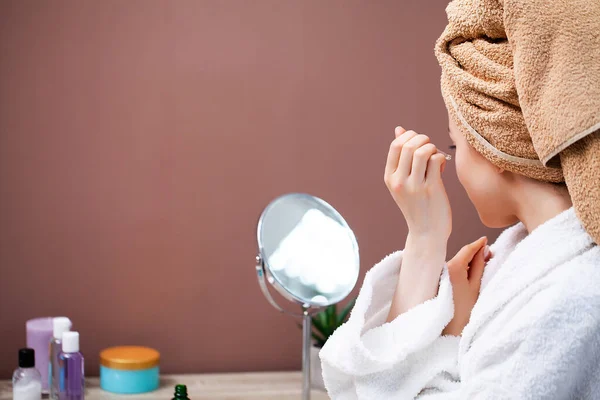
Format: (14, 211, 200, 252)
(1, 372, 330, 399)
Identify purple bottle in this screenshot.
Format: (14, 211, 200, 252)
(58, 332, 85, 400)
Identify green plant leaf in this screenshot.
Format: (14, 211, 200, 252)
(337, 298, 356, 325)
(312, 331, 326, 345)
(316, 309, 330, 336)
(326, 305, 336, 334)
(311, 314, 330, 337)
(299, 301, 357, 346)
(297, 323, 328, 347)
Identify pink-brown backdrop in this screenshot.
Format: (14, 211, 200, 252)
(0, 0, 499, 378)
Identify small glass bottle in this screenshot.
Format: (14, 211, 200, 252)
(13, 348, 42, 400)
(58, 331, 85, 400)
(50, 317, 72, 399)
(172, 384, 190, 400)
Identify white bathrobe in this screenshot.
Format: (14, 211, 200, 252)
(320, 208, 600, 399)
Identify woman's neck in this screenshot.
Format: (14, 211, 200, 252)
(514, 180, 573, 233)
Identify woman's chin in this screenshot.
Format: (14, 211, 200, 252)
(477, 209, 518, 229)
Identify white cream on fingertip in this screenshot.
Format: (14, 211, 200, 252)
(437, 149, 453, 161)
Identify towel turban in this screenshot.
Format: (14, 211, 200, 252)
(435, 0, 600, 244)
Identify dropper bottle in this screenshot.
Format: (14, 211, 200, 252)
(172, 384, 190, 400)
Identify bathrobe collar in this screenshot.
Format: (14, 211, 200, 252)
(459, 207, 596, 358)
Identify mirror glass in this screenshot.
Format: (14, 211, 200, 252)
(257, 193, 359, 307)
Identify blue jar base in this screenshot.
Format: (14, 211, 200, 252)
(100, 366, 160, 394)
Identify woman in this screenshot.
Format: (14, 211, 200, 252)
(320, 0, 600, 398)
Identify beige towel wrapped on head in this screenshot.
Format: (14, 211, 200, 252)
(435, 0, 600, 243)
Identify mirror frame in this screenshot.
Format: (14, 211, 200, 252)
(256, 192, 360, 309)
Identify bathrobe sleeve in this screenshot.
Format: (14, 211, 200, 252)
(320, 251, 600, 399)
(319, 251, 462, 399)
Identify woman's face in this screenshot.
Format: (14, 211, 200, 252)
(448, 114, 518, 228)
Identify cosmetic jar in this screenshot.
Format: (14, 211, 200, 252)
(100, 346, 160, 394)
(26, 317, 53, 394)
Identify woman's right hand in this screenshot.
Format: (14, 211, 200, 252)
(385, 127, 454, 320)
(384, 127, 452, 242)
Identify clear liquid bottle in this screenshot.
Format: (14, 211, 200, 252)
(50, 317, 72, 399)
(13, 348, 42, 400)
(58, 332, 85, 400)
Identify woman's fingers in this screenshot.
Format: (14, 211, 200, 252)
(395, 126, 407, 138)
(385, 126, 447, 189)
(450, 236, 488, 269)
(397, 133, 430, 178)
(385, 129, 417, 177)
(467, 245, 486, 286)
(410, 143, 438, 182)
(484, 246, 492, 262)
(425, 153, 447, 182)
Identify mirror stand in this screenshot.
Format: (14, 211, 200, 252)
(256, 255, 317, 400)
(302, 307, 311, 400)
(255, 193, 359, 400)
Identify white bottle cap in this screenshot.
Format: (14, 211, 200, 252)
(62, 331, 79, 353)
(53, 317, 72, 339)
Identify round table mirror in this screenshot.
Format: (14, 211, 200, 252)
(255, 193, 359, 399)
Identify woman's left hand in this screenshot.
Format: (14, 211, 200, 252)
(442, 237, 492, 336)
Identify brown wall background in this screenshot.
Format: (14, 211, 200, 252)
(0, 0, 499, 378)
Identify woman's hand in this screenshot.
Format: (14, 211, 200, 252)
(442, 236, 492, 336)
(384, 127, 451, 242)
(385, 127, 452, 321)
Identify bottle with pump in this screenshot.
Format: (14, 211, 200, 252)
(50, 317, 72, 399)
(58, 331, 85, 400)
(13, 348, 42, 400)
